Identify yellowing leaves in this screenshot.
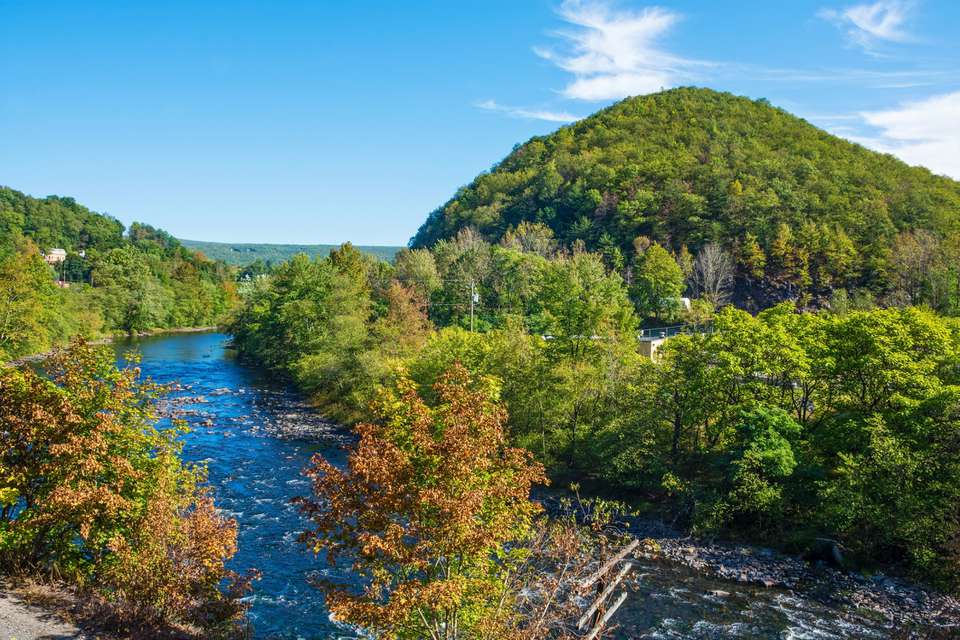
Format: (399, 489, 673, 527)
(0, 339, 255, 633)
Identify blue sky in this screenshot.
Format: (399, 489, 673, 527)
(2, 1, 958, 245)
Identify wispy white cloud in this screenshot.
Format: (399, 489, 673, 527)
(535, 0, 704, 101)
(739, 64, 954, 86)
(852, 91, 960, 179)
(819, 1, 914, 53)
(475, 99, 580, 123)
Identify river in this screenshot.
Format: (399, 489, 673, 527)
(112, 331, 930, 639)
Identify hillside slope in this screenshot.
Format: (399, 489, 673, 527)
(180, 239, 401, 265)
(412, 88, 960, 306)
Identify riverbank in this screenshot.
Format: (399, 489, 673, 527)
(0, 577, 205, 640)
(542, 494, 960, 636)
(0, 579, 106, 640)
(649, 536, 960, 633)
(0, 592, 88, 640)
(4, 326, 218, 367)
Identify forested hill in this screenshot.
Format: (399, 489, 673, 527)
(0, 186, 237, 360)
(1, 186, 214, 261)
(180, 239, 401, 266)
(412, 87, 960, 308)
(0, 187, 127, 251)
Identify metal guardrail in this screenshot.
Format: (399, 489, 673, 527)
(539, 324, 712, 343)
(638, 325, 686, 339)
(637, 323, 712, 340)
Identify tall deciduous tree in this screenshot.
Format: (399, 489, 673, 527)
(394, 247, 441, 300)
(296, 365, 547, 639)
(632, 243, 685, 320)
(0, 244, 57, 360)
(889, 229, 940, 306)
(500, 221, 557, 257)
(690, 243, 734, 307)
(537, 251, 636, 359)
(735, 233, 766, 283)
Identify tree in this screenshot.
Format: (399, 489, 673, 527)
(329, 241, 374, 294)
(394, 248, 441, 300)
(822, 307, 952, 413)
(500, 221, 556, 257)
(293, 251, 374, 421)
(817, 398, 960, 589)
(821, 227, 858, 289)
(0, 340, 253, 632)
(0, 244, 58, 360)
(735, 233, 766, 283)
(62, 252, 89, 283)
(704, 407, 802, 532)
(690, 243, 734, 306)
(296, 365, 547, 639)
(938, 232, 960, 314)
(537, 252, 636, 359)
(431, 228, 493, 328)
(631, 243, 684, 319)
(768, 224, 811, 295)
(92, 246, 170, 333)
(675, 245, 694, 279)
(596, 232, 625, 272)
(373, 281, 432, 357)
(889, 229, 940, 306)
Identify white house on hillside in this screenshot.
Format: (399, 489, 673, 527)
(43, 248, 67, 265)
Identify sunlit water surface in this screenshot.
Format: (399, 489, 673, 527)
(113, 332, 905, 639)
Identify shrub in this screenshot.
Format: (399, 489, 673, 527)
(0, 340, 254, 635)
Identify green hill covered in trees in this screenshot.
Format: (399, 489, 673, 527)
(0, 186, 237, 360)
(412, 87, 960, 310)
(180, 239, 401, 266)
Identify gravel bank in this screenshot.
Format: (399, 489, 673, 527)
(0, 588, 88, 640)
(542, 495, 960, 635)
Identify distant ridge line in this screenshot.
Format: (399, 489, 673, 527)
(179, 239, 402, 265)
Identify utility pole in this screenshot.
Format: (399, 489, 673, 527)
(469, 279, 476, 332)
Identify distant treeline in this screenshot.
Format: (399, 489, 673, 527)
(0, 186, 237, 361)
(180, 238, 401, 266)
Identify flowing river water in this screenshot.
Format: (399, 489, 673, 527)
(112, 331, 939, 639)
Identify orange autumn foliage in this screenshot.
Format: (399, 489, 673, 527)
(296, 363, 548, 639)
(0, 339, 255, 635)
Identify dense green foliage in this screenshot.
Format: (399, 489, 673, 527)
(225, 88, 960, 595)
(609, 305, 960, 588)
(180, 239, 401, 266)
(296, 365, 551, 639)
(231, 235, 960, 591)
(229, 243, 428, 423)
(0, 188, 125, 252)
(0, 187, 238, 360)
(0, 341, 253, 634)
(412, 88, 960, 311)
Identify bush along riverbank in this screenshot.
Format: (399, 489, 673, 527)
(0, 340, 257, 638)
